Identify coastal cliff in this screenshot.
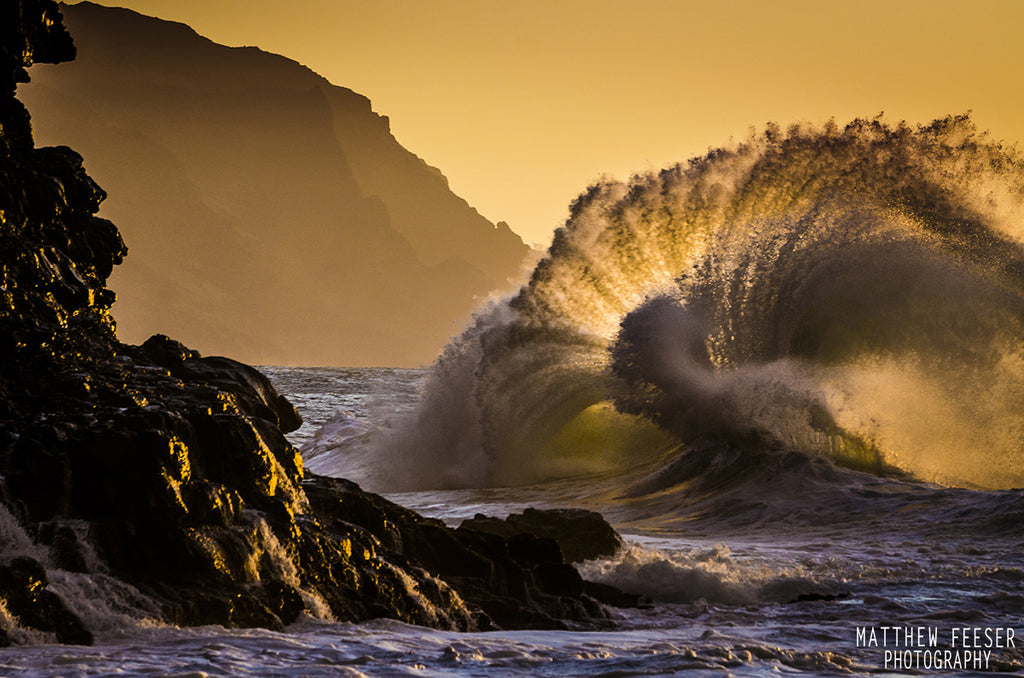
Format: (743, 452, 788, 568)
(19, 2, 529, 366)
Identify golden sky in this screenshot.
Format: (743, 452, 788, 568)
(82, 0, 1024, 247)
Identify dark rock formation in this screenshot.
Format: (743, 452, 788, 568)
(461, 507, 624, 563)
(303, 477, 613, 629)
(0, 0, 612, 644)
(19, 2, 529, 367)
(0, 557, 92, 646)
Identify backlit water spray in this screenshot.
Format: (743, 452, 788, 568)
(314, 115, 1024, 492)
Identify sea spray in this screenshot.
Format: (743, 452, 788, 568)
(576, 541, 843, 606)
(315, 115, 1024, 491)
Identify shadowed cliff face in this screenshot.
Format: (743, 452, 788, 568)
(0, 1, 616, 644)
(19, 2, 528, 367)
(0, 0, 121, 380)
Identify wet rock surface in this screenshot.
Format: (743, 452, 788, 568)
(304, 476, 624, 629)
(0, 557, 93, 646)
(460, 507, 624, 563)
(0, 0, 619, 643)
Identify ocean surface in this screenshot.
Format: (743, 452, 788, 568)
(1, 366, 1021, 676)
(7, 118, 1024, 675)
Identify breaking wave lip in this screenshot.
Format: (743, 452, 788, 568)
(312, 114, 1024, 508)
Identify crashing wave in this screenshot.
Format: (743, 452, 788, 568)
(320, 115, 1024, 492)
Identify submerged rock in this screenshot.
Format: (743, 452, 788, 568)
(460, 507, 623, 563)
(0, 0, 612, 643)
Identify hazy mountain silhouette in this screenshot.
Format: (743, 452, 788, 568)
(19, 2, 528, 366)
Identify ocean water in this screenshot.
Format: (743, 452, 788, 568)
(7, 117, 1024, 675)
(4, 365, 1021, 676)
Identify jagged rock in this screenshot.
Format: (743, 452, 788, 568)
(0, 557, 92, 645)
(0, 0, 615, 643)
(302, 475, 612, 630)
(460, 507, 623, 563)
(139, 333, 199, 365)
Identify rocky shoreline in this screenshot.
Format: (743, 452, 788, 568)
(0, 0, 628, 645)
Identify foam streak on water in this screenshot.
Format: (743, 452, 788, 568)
(3, 532, 1023, 676)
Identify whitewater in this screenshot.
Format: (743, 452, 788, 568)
(4, 116, 1024, 675)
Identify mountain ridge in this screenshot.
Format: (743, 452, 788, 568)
(19, 1, 528, 366)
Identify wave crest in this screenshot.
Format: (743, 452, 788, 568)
(320, 115, 1024, 492)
